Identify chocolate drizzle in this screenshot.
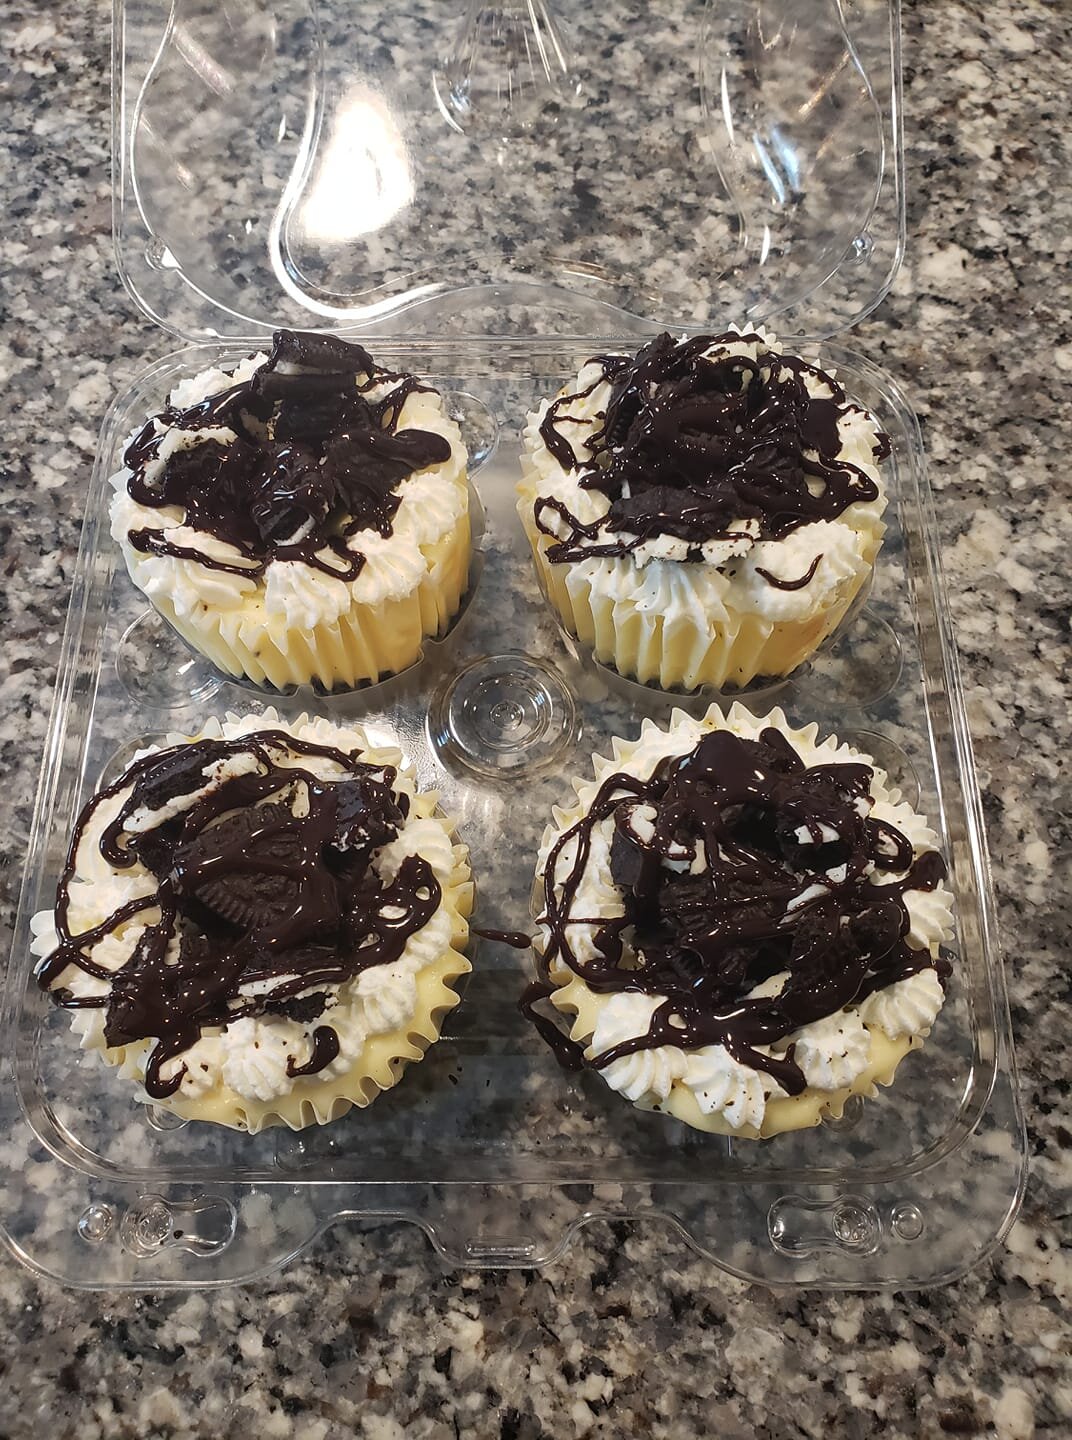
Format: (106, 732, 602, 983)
(123, 330, 453, 582)
(534, 332, 888, 572)
(38, 731, 441, 1098)
(754, 554, 824, 591)
(523, 726, 947, 1093)
(286, 1026, 341, 1079)
(473, 928, 533, 949)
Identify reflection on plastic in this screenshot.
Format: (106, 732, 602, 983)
(297, 90, 414, 242)
(122, 0, 901, 334)
(701, 0, 885, 313)
(433, 0, 582, 138)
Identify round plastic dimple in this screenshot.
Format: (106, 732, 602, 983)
(120, 1197, 174, 1257)
(798, 607, 903, 709)
(429, 652, 577, 778)
(442, 390, 500, 472)
(116, 609, 222, 709)
(844, 729, 922, 807)
(890, 1202, 925, 1241)
(77, 1203, 115, 1245)
(144, 1105, 190, 1133)
(833, 1200, 878, 1249)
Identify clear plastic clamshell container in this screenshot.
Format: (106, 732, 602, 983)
(2, 0, 1025, 1288)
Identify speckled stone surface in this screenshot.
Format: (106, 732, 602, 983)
(0, 1, 1069, 1437)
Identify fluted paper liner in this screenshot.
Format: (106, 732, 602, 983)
(518, 467, 883, 692)
(50, 715, 473, 1134)
(533, 702, 948, 1141)
(142, 510, 472, 691)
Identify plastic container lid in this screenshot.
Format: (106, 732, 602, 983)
(114, 0, 904, 342)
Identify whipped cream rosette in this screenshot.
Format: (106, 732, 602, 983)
(523, 703, 954, 1139)
(110, 331, 471, 691)
(31, 712, 472, 1132)
(518, 328, 889, 691)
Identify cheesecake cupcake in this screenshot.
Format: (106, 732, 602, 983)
(523, 703, 954, 1138)
(31, 711, 473, 1132)
(518, 328, 890, 691)
(110, 330, 471, 690)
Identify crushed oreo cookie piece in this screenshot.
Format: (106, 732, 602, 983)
(39, 731, 442, 1098)
(123, 330, 455, 585)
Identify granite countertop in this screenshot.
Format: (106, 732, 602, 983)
(1, 1, 1069, 1436)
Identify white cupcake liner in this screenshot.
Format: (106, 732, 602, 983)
(141, 510, 472, 691)
(519, 491, 882, 691)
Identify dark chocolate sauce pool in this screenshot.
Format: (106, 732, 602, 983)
(38, 731, 441, 1098)
(535, 331, 889, 576)
(522, 726, 946, 1093)
(123, 330, 453, 583)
